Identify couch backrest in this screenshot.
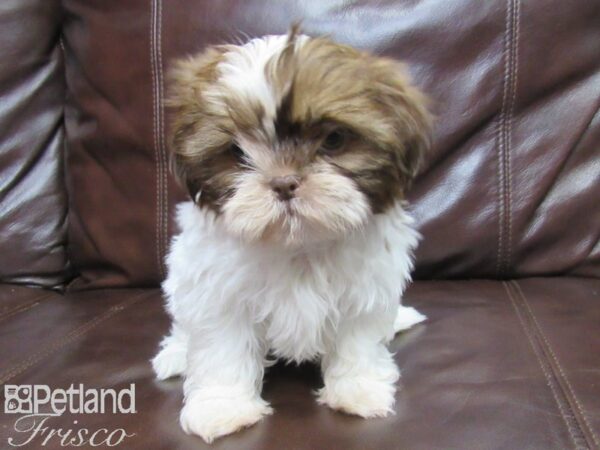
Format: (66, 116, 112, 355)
(2, 0, 599, 289)
(0, 0, 70, 288)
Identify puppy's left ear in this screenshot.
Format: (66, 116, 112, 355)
(371, 59, 433, 187)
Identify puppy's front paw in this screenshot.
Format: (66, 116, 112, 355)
(180, 389, 273, 443)
(317, 375, 397, 418)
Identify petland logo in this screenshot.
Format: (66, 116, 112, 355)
(4, 384, 136, 447)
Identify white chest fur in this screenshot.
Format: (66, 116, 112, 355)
(162, 201, 419, 363)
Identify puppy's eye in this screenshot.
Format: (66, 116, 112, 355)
(230, 144, 244, 161)
(320, 130, 346, 153)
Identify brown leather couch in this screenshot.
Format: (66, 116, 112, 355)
(1, 1, 599, 449)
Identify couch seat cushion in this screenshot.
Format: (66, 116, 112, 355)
(0, 279, 598, 449)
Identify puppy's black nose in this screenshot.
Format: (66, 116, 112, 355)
(270, 175, 300, 201)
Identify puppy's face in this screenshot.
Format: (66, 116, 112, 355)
(169, 31, 431, 246)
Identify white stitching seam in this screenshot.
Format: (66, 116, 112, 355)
(150, 0, 165, 279)
(157, 0, 168, 276)
(503, 282, 587, 449)
(505, 0, 519, 275)
(150, 0, 161, 279)
(496, 0, 510, 276)
(496, 0, 520, 277)
(0, 294, 147, 385)
(514, 281, 599, 449)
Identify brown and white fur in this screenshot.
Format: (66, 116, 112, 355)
(152, 28, 431, 443)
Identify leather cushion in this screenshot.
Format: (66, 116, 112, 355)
(0, 0, 70, 287)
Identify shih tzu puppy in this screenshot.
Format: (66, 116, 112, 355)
(152, 27, 431, 443)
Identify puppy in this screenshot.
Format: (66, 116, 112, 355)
(152, 28, 431, 443)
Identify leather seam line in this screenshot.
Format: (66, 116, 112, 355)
(0, 301, 41, 324)
(150, 0, 162, 279)
(0, 294, 146, 386)
(513, 281, 599, 449)
(158, 0, 169, 274)
(495, 6, 508, 277)
(503, 282, 590, 450)
(156, 0, 169, 278)
(505, 0, 519, 276)
(495, 0, 519, 277)
(0, 292, 54, 322)
(150, 0, 166, 279)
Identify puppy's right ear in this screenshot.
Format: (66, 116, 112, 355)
(167, 47, 229, 200)
(369, 58, 432, 190)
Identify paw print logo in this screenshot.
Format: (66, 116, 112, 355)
(4, 385, 32, 414)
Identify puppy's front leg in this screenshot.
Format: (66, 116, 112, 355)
(318, 313, 399, 418)
(180, 320, 271, 443)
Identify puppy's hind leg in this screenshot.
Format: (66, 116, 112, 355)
(152, 323, 188, 380)
(318, 314, 400, 418)
(393, 304, 426, 333)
